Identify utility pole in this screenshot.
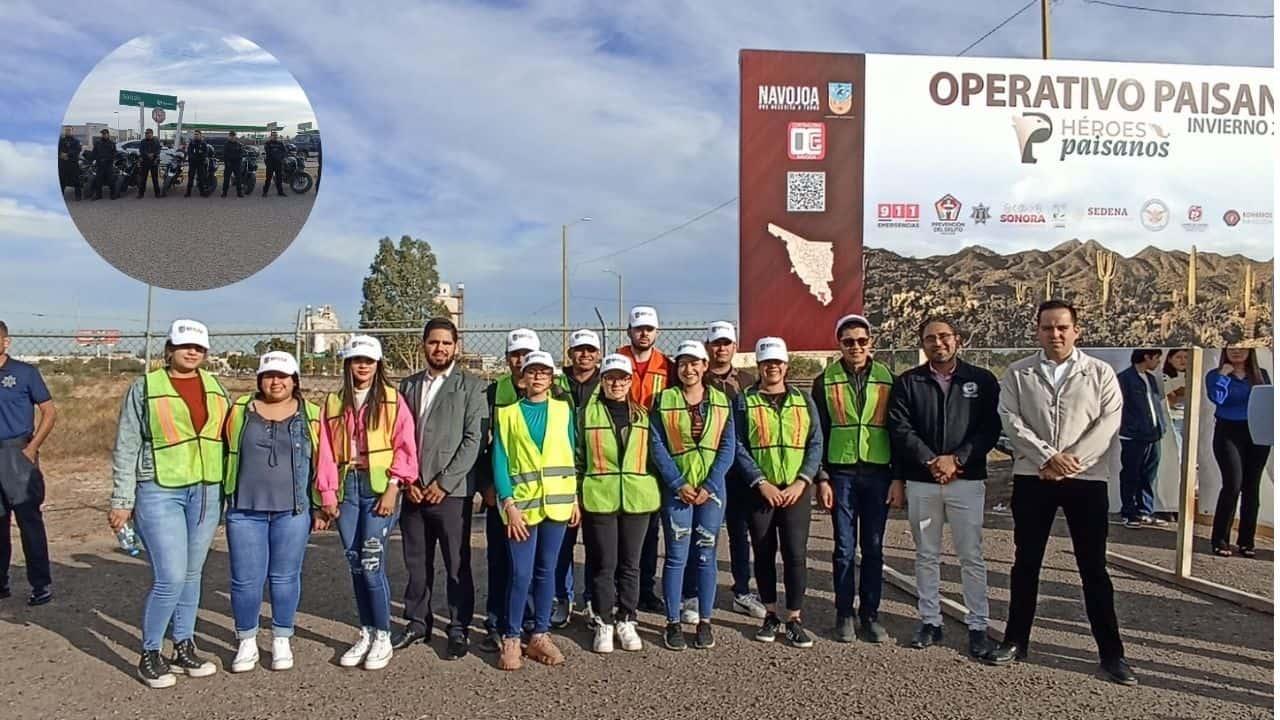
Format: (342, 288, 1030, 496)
(1041, 0, 1052, 59)
(560, 217, 592, 361)
(604, 269, 623, 349)
(143, 285, 153, 371)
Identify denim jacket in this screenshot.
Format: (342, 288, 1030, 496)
(226, 402, 316, 515)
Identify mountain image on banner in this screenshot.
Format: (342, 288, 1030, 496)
(767, 223, 834, 306)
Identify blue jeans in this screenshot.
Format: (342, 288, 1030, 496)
(334, 471, 400, 632)
(554, 523, 578, 604)
(132, 481, 221, 651)
(662, 489, 725, 622)
(226, 508, 311, 638)
(830, 467, 891, 620)
(1119, 439, 1160, 521)
(505, 520, 567, 638)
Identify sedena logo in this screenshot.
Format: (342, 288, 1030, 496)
(788, 122, 825, 160)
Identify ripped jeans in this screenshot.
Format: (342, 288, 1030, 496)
(335, 471, 400, 632)
(661, 488, 725, 623)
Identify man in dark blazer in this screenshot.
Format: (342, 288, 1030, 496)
(393, 317, 488, 659)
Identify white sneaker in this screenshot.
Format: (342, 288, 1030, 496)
(231, 638, 259, 673)
(271, 636, 293, 671)
(339, 627, 373, 668)
(363, 629, 393, 670)
(616, 620, 643, 651)
(733, 593, 768, 620)
(680, 597, 699, 625)
(593, 623, 615, 654)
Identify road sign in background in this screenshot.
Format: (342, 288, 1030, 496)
(74, 329, 122, 347)
(119, 89, 177, 110)
(151, 108, 166, 124)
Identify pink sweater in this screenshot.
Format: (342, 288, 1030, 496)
(315, 393, 419, 506)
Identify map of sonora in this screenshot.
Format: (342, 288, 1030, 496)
(767, 223, 834, 306)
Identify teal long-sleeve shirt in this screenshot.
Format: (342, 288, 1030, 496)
(491, 398, 577, 502)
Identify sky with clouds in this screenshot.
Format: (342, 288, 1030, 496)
(0, 0, 1273, 333)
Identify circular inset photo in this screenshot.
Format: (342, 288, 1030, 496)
(58, 31, 322, 291)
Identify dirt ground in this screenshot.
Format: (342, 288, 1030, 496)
(0, 458, 1272, 720)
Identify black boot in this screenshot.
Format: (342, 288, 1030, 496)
(169, 639, 217, 677)
(136, 650, 175, 689)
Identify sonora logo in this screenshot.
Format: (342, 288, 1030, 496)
(1012, 112, 1053, 164)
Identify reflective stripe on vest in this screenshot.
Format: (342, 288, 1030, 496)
(657, 385, 730, 488)
(822, 360, 892, 465)
(324, 386, 399, 498)
(145, 368, 228, 487)
(745, 388, 810, 486)
(496, 397, 577, 526)
(224, 396, 321, 499)
(581, 393, 660, 514)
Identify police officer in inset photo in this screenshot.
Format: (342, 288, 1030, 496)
(89, 129, 117, 201)
(220, 130, 244, 198)
(57, 126, 82, 201)
(262, 131, 287, 197)
(136, 129, 162, 199)
(184, 130, 210, 198)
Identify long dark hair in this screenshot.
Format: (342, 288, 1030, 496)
(1162, 349, 1189, 379)
(1218, 348, 1266, 386)
(341, 358, 390, 430)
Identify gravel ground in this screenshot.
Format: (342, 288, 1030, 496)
(0, 459, 1271, 720)
(64, 187, 316, 291)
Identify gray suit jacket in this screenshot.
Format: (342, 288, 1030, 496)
(399, 367, 488, 497)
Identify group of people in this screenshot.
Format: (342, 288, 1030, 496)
(0, 301, 1271, 693)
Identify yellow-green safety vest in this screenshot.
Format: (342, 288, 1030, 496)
(223, 395, 322, 499)
(580, 393, 660, 514)
(494, 374, 520, 407)
(324, 385, 399, 499)
(822, 360, 893, 465)
(144, 368, 229, 487)
(744, 387, 811, 486)
(656, 385, 730, 488)
(496, 396, 577, 525)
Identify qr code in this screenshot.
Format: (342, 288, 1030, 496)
(787, 171, 825, 212)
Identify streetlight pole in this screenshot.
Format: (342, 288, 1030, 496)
(561, 216, 592, 361)
(603, 269, 623, 349)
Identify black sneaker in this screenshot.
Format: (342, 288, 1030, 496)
(27, 587, 52, 606)
(663, 622, 686, 651)
(983, 641, 1027, 666)
(638, 592, 666, 614)
(479, 628, 501, 654)
(1098, 657, 1138, 686)
(137, 650, 176, 689)
(909, 622, 943, 649)
(833, 614, 857, 643)
(858, 618, 889, 644)
(784, 619, 815, 648)
(755, 614, 783, 643)
(446, 630, 469, 660)
(692, 621, 715, 649)
(0, 582, 10, 599)
(169, 639, 217, 677)
(968, 629, 996, 659)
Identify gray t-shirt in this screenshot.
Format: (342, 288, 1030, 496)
(232, 409, 296, 512)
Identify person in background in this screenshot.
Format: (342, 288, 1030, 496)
(220, 131, 244, 198)
(262, 131, 287, 197)
(1117, 349, 1167, 529)
(551, 328, 601, 627)
(985, 300, 1135, 687)
(492, 351, 580, 671)
(393, 318, 486, 660)
(321, 335, 418, 671)
(89, 129, 118, 201)
(1162, 349, 1189, 454)
(733, 337, 822, 648)
(183, 130, 209, 198)
(650, 340, 735, 651)
(0, 321, 56, 606)
(224, 352, 336, 673)
(137, 128, 162, 199)
(887, 318, 1001, 659)
(58, 126, 82, 201)
(109, 319, 228, 689)
(1206, 345, 1272, 558)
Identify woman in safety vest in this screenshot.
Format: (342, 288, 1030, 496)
(732, 338, 823, 648)
(108, 319, 229, 689)
(223, 351, 338, 673)
(577, 353, 660, 653)
(491, 350, 580, 670)
(650, 340, 736, 651)
(321, 335, 418, 671)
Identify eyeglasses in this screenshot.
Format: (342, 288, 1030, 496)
(840, 337, 871, 348)
(525, 367, 553, 377)
(923, 332, 956, 344)
(603, 376, 631, 384)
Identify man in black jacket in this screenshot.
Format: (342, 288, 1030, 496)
(220, 131, 245, 198)
(887, 317, 1001, 659)
(57, 127, 82, 201)
(183, 131, 209, 197)
(1117, 349, 1166, 528)
(262, 131, 287, 197)
(136, 129, 162, 199)
(89, 130, 118, 200)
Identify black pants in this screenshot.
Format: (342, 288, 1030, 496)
(638, 512, 662, 598)
(484, 503, 510, 631)
(399, 496, 473, 634)
(0, 445, 50, 591)
(137, 164, 160, 197)
(59, 160, 81, 198)
(1211, 419, 1272, 549)
(1005, 475, 1123, 662)
(583, 511, 650, 622)
(221, 163, 242, 195)
(263, 164, 285, 195)
(746, 484, 812, 612)
(725, 474, 755, 596)
(91, 164, 116, 199)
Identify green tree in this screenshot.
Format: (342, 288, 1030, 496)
(253, 337, 294, 356)
(359, 235, 448, 370)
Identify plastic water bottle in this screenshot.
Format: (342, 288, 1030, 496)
(115, 523, 141, 557)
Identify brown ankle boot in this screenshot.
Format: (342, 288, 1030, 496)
(525, 633, 565, 666)
(498, 637, 523, 671)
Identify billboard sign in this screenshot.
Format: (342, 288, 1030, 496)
(118, 90, 177, 110)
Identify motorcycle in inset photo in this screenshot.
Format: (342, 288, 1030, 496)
(195, 155, 218, 197)
(113, 150, 138, 197)
(161, 150, 185, 197)
(280, 144, 313, 194)
(237, 150, 258, 196)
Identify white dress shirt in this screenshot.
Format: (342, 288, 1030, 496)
(418, 362, 454, 421)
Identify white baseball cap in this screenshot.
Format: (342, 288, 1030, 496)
(674, 339, 709, 362)
(755, 337, 789, 364)
(569, 329, 601, 350)
(834, 313, 873, 337)
(600, 353, 634, 376)
(506, 328, 540, 354)
(257, 350, 300, 376)
(629, 305, 659, 329)
(168, 319, 210, 350)
(521, 350, 555, 373)
(705, 321, 737, 344)
(343, 335, 383, 361)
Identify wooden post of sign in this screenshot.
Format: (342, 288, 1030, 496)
(1175, 347, 1204, 578)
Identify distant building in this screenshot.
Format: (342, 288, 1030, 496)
(437, 283, 465, 330)
(63, 123, 109, 148)
(299, 304, 348, 356)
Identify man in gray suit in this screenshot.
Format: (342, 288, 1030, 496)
(393, 318, 488, 659)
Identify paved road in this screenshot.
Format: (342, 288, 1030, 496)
(64, 186, 317, 291)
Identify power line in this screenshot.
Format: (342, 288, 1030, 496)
(575, 196, 739, 267)
(1082, 0, 1272, 18)
(959, 0, 1039, 56)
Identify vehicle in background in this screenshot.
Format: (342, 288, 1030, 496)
(290, 132, 321, 158)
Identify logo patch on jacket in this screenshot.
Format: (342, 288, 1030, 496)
(961, 382, 979, 399)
